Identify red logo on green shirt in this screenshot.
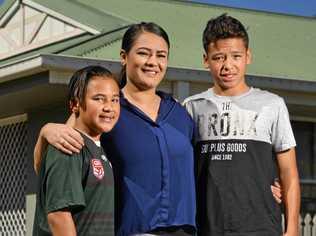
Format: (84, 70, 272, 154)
(91, 159, 104, 180)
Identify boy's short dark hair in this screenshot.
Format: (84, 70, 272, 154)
(68, 65, 116, 111)
(203, 13, 249, 52)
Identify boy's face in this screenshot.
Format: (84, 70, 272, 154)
(76, 76, 120, 139)
(203, 37, 251, 96)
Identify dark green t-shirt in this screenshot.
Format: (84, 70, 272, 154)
(33, 134, 114, 236)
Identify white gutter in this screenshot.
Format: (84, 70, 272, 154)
(1, 54, 316, 94)
(0, 54, 122, 83)
(0, 55, 45, 83)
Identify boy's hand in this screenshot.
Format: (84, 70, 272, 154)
(271, 180, 282, 204)
(43, 123, 84, 155)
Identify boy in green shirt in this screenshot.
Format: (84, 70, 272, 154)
(33, 66, 120, 236)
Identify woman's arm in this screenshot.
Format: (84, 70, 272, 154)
(271, 180, 282, 204)
(33, 126, 49, 174)
(33, 114, 84, 174)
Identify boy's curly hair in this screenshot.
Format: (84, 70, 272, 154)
(203, 13, 249, 52)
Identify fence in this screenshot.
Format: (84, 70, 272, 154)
(0, 115, 27, 235)
(299, 213, 316, 236)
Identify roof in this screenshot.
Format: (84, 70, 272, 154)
(29, 0, 130, 32)
(1, 0, 315, 82)
(0, 0, 131, 65)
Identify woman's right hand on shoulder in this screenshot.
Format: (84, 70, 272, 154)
(34, 122, 84, 174)
(42, 123, 84, 154)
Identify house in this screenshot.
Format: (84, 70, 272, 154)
(0, 0, 315, 234)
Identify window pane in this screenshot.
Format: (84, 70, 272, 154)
(291, 121, 316, 214)
(291, 121, 313, 179)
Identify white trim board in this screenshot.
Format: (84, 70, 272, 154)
(0, 0, 100, 34)
(22, 0, 100, 34)
(0, 0, 20, 27)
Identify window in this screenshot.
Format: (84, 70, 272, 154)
(292, 121, 316, 214)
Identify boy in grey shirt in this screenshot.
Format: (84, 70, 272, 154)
(184, 14, 300, 236)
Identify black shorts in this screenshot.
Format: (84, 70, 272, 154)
(149, 225, 195, 236)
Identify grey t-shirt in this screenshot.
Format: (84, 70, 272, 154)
(184, 87, 296, 236)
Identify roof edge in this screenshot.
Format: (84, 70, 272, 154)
(1, 54, 316, 93)
(58, 25, 130, 55)
(0, 54, 44, 83)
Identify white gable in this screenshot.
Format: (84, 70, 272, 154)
(0, 0, 99, 60)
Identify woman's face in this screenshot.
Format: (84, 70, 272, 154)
(120, 32, 169, 91)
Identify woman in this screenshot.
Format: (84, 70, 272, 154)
(34, 22, 196, 236)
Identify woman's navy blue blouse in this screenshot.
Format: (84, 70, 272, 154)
(101, 91, 196, 236)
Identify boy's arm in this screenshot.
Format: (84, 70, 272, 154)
(276, 148, 300, 236)
(47, 210, 76, 236)
(43, 146, 86, 235)
(33, 114, 84, 174)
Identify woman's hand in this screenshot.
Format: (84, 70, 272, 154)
(271, 180, 282, 204)
(43, 123, 84, 155)
(33, 122, 84, 174)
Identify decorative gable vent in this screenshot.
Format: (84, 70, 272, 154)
(0, 0, 99, 60)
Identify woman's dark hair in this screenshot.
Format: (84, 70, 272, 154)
(203, 13, 249, 52)
(68, 65, 116, 112)
(120, 22, 170, 88)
